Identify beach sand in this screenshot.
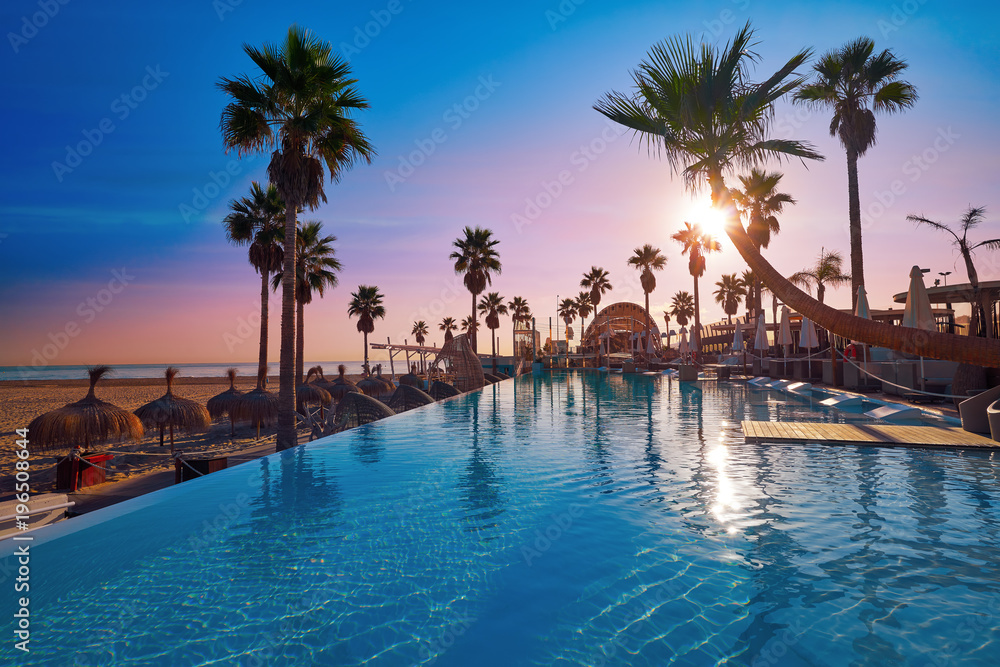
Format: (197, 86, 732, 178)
(0, 374, 366, 498)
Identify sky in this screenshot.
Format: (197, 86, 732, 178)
(2, 0, 999, 368)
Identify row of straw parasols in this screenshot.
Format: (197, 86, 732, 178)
(26, 364, 467, 457)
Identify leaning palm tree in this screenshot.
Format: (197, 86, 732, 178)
(223, 181, 284, 383)
(626, 245, 667, 351)
(348, 285, 386, 373)
(670, 291, 695, 327)
(794, 37, 918, 309)
(272, 221, 341, 384)
(219, 25, 376, 450)
(596, 23, 1000, 366)
(671, 223, 721, 351)
(908, 206, 1000, 338)
(477, 291, 508, 374)
(714, 273, 746, 324)
(581, 266, 612, 363)
(790, 249, 851, 305)
(450, 226, 501, 353)
(729, 169, 795, 316)
(440, 317, 458, 344)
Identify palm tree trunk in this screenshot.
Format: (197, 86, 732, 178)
(363, 330, 369, 372)
(276, 201, 297, 451)
(962, 248, 993, 338)
(708, 173, 1000, 367)
(258, 269, 270, 383)
(818, 283, 826, 305)
(296, 300, 305, 386)
(847, 147, 864, 311)
(491, 326, 497, 374)
(471, 292, 478, 352)
(644, 291, 651, 360)
(691, 278, 701, 354)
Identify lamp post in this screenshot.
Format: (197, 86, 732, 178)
(939, 271, 951, 286)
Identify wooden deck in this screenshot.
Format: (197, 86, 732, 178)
(741, 421, 999, 450)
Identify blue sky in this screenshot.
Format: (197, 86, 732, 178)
(2, 0, 999, 366)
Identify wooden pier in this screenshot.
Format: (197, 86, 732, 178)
(741, 421, 999, 450)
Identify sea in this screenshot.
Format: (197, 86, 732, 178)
(0, 361, 374, 382)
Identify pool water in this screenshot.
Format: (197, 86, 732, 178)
(5, 371, 1000, 665)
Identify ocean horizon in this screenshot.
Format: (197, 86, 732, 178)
(0, 361, 377, 382)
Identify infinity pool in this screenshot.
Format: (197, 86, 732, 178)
(5, 371, 1000, 665)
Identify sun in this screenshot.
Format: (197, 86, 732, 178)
(683, 198, 729, 239)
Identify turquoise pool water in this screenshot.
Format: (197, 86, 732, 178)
(4, 371, 1000, 665)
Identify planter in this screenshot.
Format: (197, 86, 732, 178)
(175, 456, 229, 484)
(56, 453, 113, 492)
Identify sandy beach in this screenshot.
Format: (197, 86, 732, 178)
(0, 373, 367, 498)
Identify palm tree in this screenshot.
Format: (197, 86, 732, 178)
(460, 315, 478, 335)
(671, 223, 721, 351)
(789, 249, 851, 304)
(730, 169, 795, 316)
(626, 245, 667, 354)
(478, 292, 508, 374)
(347, 286, 385, 373)
(714, 273, 746, 324)
(222, 181, 284, 385)
(794, 37, 918, 309)
(662, 311, 671, 349)
(272, 221, 341, 385)
(581, 266, 612, 363)
(908, 206, 1000, 338)
(411, 320, 429, 372)
(507, 296, 532, 364)
(220, 26, 376, 449)
(558, 298, 577, 361)
(450, 226, 501, 353)
(596, 23, 1000, 366)
(575, 291, 593, 360)
(670, 291, 695, 327)
(439, 317, 458, 344)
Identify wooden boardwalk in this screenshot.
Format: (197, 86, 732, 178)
(741, 421, 999, 450)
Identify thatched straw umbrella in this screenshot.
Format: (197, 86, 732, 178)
(358, 374, 393, 399)
(27, 365, 144, 455)
(206, 368, 243, 436)
(429, 380, 460, 400)
(306, 365, 337, 393)
(231, 368, 279, 439)
(134, 367, 211, 453)
(332, 392, 395, 432)
(387, 384, 435, 413)
(329, 364, 360, 402)
(297, 382, 332, 418)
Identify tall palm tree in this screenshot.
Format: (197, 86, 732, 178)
(714, 273, 746, 324)
(626, 245, 667, 353)
(220, 26, 376, 449)
(790, 249, 851, 305)
(450, 226, 501, 353)
(596, 23, 1000, 366)
(348, 285, 385, 374)
(662, 310, 671, 349)
(581, 266, 612, 363)
(558, 298, 577, 361)
(671, 223, 721, 350)
(272, 221, 341, 385)
(670, 291, 695, 327)
(729, 169, 795, 316)
(794, 37, 918, 309)
(439, 317, 458, 344)
(575, 291, 593, 358)
(507, 296, 532, 363)
(222, 181, 284, 384)
(411, 320, 429, 372)
(478, 292, 508, 374)
(908, 206, 1000, 338)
